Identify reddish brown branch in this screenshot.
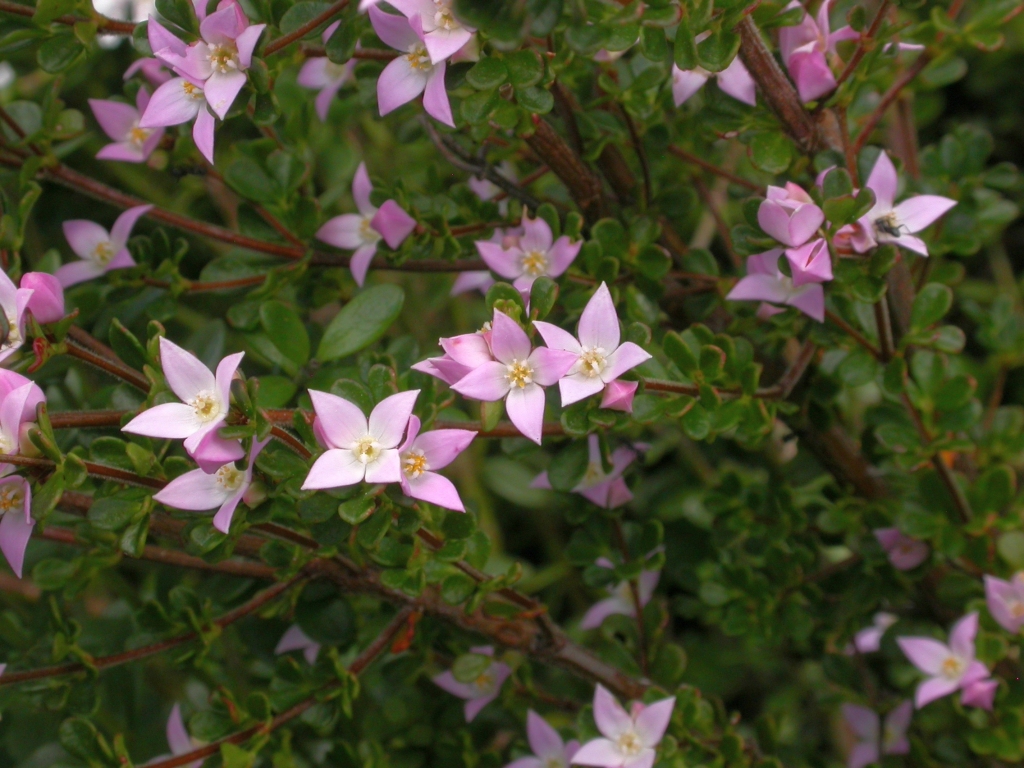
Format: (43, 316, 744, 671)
(0, 0, 135, 32)
(524, 116, 606, 222)
(264, 0, 349, 56)
(834, 0, 893, 89)
(667, 146, 761, 192)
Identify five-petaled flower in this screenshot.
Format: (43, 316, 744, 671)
(315, 162, 417, 286)
(122, 338, 245, 472)
(532, 435, 636, 509)
(874, 527, 929, 570)
(841, 701, 912, 768)
(985, 572, 1024, 634)
(398, 415, 475, 511)
(726, 249, 825, 322)
(139, 76, 217, 163)
(534, 282, 652, 408)
(302, 389, 420, 489)
(505, 710, 580, 768)
(433, 646, 511, 722)
(572, 685, 676, 768)
(369, 6, 454, 126)
(778, 0, 858, 102)
(21, 272, 65, 324)
(476, 212, 582, 294)
(578, 557, 659, 630)
(897, 612, 996, 709)
(452, 310, 577, 444)
(58, 205, 152, 288)
(386, 0, 476, 64)
(90, 90, 165, 163)
(298, 21, 354, 120)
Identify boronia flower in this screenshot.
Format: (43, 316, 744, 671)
(452, 311, 577, 444)
(452, 226, 521, 296)
(778, 0, 858, 102)
(984, 572, 1024, 634)
(0, 371, 45, 457)
(315, 162, 417, 286)
(579, 557, 659, 630)
(758, 184, 825, 248)
(274, 624, 321, 665)
(534, 282, 652, 407)
(841, 701, 912, 768)
(897, 612, 994, 709)
(0, 474, 33, 579)
(153, 439, 266, 533)
(298, 22, 355, 121)
(138, 76, 217, 164)
(531, 435, 636, 509)
(433, 646, 511, 723)
(411, 325, 494, 385)
(572, 685, 676, 768)
(58, 205, 152, 288)
(845, 612, 899, 655)
(124, 57, 172, 87)
(89, 89, 165, 163)
(841, 151, 957, 256)
(386, 0, 476, 64)
(475, 212, 582, 294)
(122, 338, 245, 472)
(369, 7, 454, 127)
(21, 272, 65, 324)
(874, 527, 929, 570)
(149, 703, 202, 768)
(505, 710, 580, 768)
(397, 415, 475, 511)
(726, 249, 825, 322)
(302, 389, 419, 489)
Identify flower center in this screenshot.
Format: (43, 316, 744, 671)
(433, 0, 457, 30)
(0, 483, 23, 515)
(353, 436, 382, 464)
(403, 450, 428, 479)
(577, 346, 607, 378)
(940, 655, 966, 680)
(406, 46, 432, 71)
(128, 124, 151, 147)
(505, 359, 533, 389)
(616, 731, 643, 758)
(2, 311, 20, 349)
(359, 217, 381, 245)
(182, 81, 204, 101)
(92, 241, 115, 266)
(521, 250, 548, 276)
(188, 391, 222, 423)
(216, 464, 245, 492)
(207, 43, 239, 74)
(873, 211, 905, 238)
(545, 758, 564, 768)
(474, 671, 493, 691)
(1010, 600, 1024, 619)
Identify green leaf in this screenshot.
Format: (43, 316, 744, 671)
(673, 16, 699, 70)
(547, 439, 590, 492)
(279, 2, 331, 37)
(530, 277, 559, 320)
(33, 558, 77, 590)
(220, 743, 256, 768)
(356, 506, 391, 548)
(749, 132, 793, 174)
(466, 57, 508, 90)
(34, 0, 78, 25)
(518, 85, 554, 114)
(224, 157, 279, 203)
(462, 88, 499, 124)
(260, 300, 309, 368)
(296, 597, 356, 646)
(910, 283, 953, 331)
(37, 33, 85, 74)
(452, 652, 492, 683)
(155, 0, 195, 30)
(635, 245, 671, 280)
(58, 718, 105, 762)
(663, 331, 698, 375)
(338, 497, 375, 525)
(325, 16, 359, 63)
(317, 285, 405, 362)
(505, 49, 543, 88)
(697, 28, 740, 73)
(442, 573, 476, 604)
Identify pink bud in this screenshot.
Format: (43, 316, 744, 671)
(21, 272, 65, 324)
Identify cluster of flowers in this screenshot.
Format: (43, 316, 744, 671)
(727, 150, 956, 322)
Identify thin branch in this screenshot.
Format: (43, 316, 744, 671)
(0, 577, 300, 687)
(667, 146, 761, 192)
(693, 178, 740, 269)
(873, 299, 895, 362)
(523, 116, 607, 221)
(0, 0, 135, 32)
(852, 54, 931, 155)
(833, 0, 893, 89)
(610, 520, 648, 674)
(825, 310, 883, 360)
(620, 110, 652, 208)
(264, 0, 349, 56)
(64, 337, 150, 391)
(49, 410, 125, 429)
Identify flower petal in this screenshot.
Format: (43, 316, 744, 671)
(192, 107, 217, 164)
(160, 337, 216, 402)
(532, 321, 582, 355)
(309, 390, 368, 448)
(369, 6, 421, 51)
(581, 597, 630, 630)
(368, 389, 419, 447)
(55, 260, 105, 288)
(571, 738, 622, 768)
(545, 236, 581, 277)
(897, 636, 950, 675)
(424, 26, 472, 64)
(204, 69, 247, 119)
(154, 467, 233, 510)
(423, 60, 454, 126)
(558, 374, 605, 407)
(505, 384, 546, 444)
(716, 56, 756, 105)
(476, 240, 522, 279)
(602, 342, 652, 383)
(592, 687, 632, 739)
(139, 78, 204, 128)
(349, 244, 377, 287)
(893, 195, 957, 233)
(527, 710, 564, 760)
(949, 612, 978, 660)
(865, 151, 898, 211)
(376, 55, 428, 116)
(490, 310, 533, 364)
(634, 697, 675, 747)
(317, 214, 367, 250)
(123, 402, 203, 438)
(841, 704, 879, 742)
(235, 23, 265, 69)
(414, 428, 475, 469)
(451, 361, 509, 401)
(212, 494, 244, 533)
(671, 66, 708, 106)
(405, 470, 464, 511)
(364, 448, 402, 483)
(89, 99, 139, 141)
(915, 676, 959, 708)
(0, 490, 32, 578)
(166, 704, 192, 755)
(301, 448, 366, 489)
(371, 200, 417, 249)
(578, 283, 620, 350)
(62, 220, 110, 261)
(110, 204, 153, 250)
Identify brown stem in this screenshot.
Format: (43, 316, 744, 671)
(264, 0, 349, 56)
(852, 54, 930, 154)
(693, 178, 740, 269)
(49, 410, 125, 428)
(620, 109, 652, 208)
(873, 299, 895, 362)
(825, 310, 882, 360)
(0, 0, 135, 32)
(64, 338, 150, 392)
(611, 520, 648, 674)
(142, 606, 412, 768)
(524, 116, 606, 222)
(667, 146, 761, 192)
(0, 577, 299, 687)
(833, 0, 893, 89)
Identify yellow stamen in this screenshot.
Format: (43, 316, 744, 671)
(505, 359, 533, 389)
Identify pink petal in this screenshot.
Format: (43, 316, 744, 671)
(464, 691, 497, 722)
(215, 351, 244, 408)
(559, 375, 605, 407)
(671, 66, 708, 106)
(235, 23, 265, 69)
(848, 742, 880, 768)
(123, 402, 203, 438)
(371, 200, 417, 249)
(350, 244, 377, 287)
(414, 428, 475, 469)
(505, 385, 546, 444)
(593, 686, 632, 742)
(153, 467, 233, 510)
(602, 342, 651, 383)
(148, 17, 188, 59)
(893, 195, 957, 233)
(96, 142, 149, 163)
(193, 107, 216, 164)
(160, 337, 216, 402)
(624, 751, 655, 768)
(896, 636, 950, 675)
(600, 380, 637, 412)
(727, 274, 791, 305)
(788, 204, 826, 247)
(166, 704, 192, 755)
(490, 310, 532, 364)
(298, 57, 332, 89)
(309, 390, 368, 448)
(634, 697, 675, 747)
(275, 624, 318, 655)
(200, 3, 244, 45)
(139, 78, 204, 128)
(369, 6, 421, 51)
(450, 271, 494, 296)
(533, 321, 582, 355)
(505, 758, 544, 768)
(377, 56, 428, 117)
(63, 219, 110, 260)
(889, 233, 930, 256)
(476, 241, 522, 279)
(581, 597, 630, 630)
(528, 347, 578, 387)
(364, 448, 402, 483)
(787, 283, 825, 322)
(422, 60, 453, 126)
(519, 213, 553, 254)
(315, 81, 344, 121)
(352, 162, 375, 217)
(368, 389, 419, 448)
(865, 152, 898, 211)
(788, 50, 836, 102)
(526, 710, 564, 760)
(110, 204, 153, 249)
(89, 99, 139, 141)
(985, 575, 1024, 633)
(21, 273, 64, 323)
(441, 333, 493, 366)
(960, 678, 997, 710)
(189, 431, 244, 473)
(716, 56, 756, 105)
(883, 700, 913, 751)
(212, 494, 244, 533)
(405, 470, 464, 511)
(317, 214, 367, 250)
(915, 676, 959, 708)
(785, 238, 832, 286)
(424, 26, 472, 64)
(301, 448, 367, 489)
(451, 361, 509, 401)
(948, 612, 978, 659)
(841, 704, 879, 742)
(433, 670, 477, 700)
(204, 69, 247, 119)
(578, 283, 620, 350)
(572, 738, 621, 768)
(0, 487, 32, 578)
(55, 260, 105, 288)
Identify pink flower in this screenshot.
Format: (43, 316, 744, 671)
(758, 184, 824, 247)
(506, 711, 580, 768)
(386, 0, 476, 64)
(148, 703, 201, 768)
(531, 435, 635, 509)
(451, 271, 495, 296)
(841, 700, 911, 768)
(398, 415, 475, 511)
(579, 558, 659, 629)
(369, 7, 454, 126)
(778, 0, 858, 102)
(573, 685, 675, 768)
(984, 573, 1024, 634)
(20, 273, 64, 324)
(0, 271, 33, 363)
(476, 212, 581, 293)
(0, 475, 33, 579)
(90, 90, 165, 163)
(302, 389, 419, 489)
(151, 2, 265, 120)
(785, 237, 833, 286)
(138, 76, 217, 163)
(275, 624, 320, 664)
(897, 612, 992, 709)
(534, 283, 651, 407)
(315, 163, 416, 286)
(0, 371, 46, 454)
(153, 439, 266, 533)
(452, 226, 521, 296)
(845, 612, 898, 655)
(452, 311, 577, 444)
(433, 646, 511, 722)
(298, 21, 354, 120)
(412, 328, 494, 384)
(726, 249, 825, 322)
(671, 33, 756, 107)
(122, 338, 245, 472)
(874, 527, 929, 570)
(124, 57, 172, 87)
(600, 380, 638, 413)
(841, 152, 956, 256)
(961, 678, 998, 709)
(58, 205, 152, 288)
